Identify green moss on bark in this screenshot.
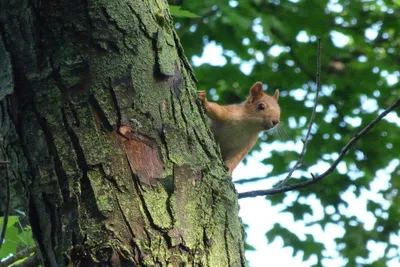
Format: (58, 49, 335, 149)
(1, 0, 246, 265)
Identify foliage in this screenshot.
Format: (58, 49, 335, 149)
(171, 0, 400, 266)
(169, 6, 200, 18)
(0, 215, 35, 262)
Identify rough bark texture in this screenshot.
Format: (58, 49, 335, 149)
(0, 0, 246, 266)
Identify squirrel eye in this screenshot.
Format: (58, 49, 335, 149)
(257, 103, 265, 110)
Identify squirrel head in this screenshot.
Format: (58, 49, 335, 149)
(244, 82, 280, 131)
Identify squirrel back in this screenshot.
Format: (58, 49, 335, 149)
(198, 82, 280, 175)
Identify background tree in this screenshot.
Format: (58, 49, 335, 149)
(0, 0, 246, 266)
(170, 0, 400, 266)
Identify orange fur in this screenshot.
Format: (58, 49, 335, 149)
(198, 82, 280, 175)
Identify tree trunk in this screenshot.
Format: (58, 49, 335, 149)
(0, 0, 246, 266)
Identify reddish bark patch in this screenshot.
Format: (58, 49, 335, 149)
(118, 125, 164, 185)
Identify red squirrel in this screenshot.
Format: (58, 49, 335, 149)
(197, 82, 280, 175)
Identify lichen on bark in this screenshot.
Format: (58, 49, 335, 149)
(0, 0, 247, 266)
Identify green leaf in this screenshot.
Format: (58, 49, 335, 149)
(283, 201, 313, 221)
(18, 226, 35, 247)
(303, 234, 324, 261)
(169, 6, 200, 18)
(0, 216, 20, 259)
(244, 242, 256, 251)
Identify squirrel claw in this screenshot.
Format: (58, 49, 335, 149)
(197, 91, 208, 107)
(197, 90, 207, 100)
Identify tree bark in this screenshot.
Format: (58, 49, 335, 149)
(0, 0, 246, 266)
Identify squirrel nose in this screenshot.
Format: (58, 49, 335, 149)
(272, 119, 280, 126)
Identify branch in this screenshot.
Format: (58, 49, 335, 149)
(0, 247, 38, 267)
(233, 167, 309, 185)
(0, 156, 10, 251)
(238, 96, 400, 198)
(276, 37, 322, 187)
(234, 173, 276, 185)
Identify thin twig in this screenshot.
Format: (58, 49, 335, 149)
(234, 174, 275, 185)
(275, 37, 322, 187)
(234, 167, 309, 185)
(238, 96, 400, 198)
(0, 156, 10, 252)
(0, 246, 37, 267)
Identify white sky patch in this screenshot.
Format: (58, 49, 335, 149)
(290, 88, 307, 101)
(229, 0, 238, 8)
(298, 116, 307, 127)
(252, 24, 263, 34)
(366, 241, 387, 263)
(385, 71, 399, 86)
(381, 108, 400, 126)
(335, 16, 344, 25)
(316, 104, 324, 113)
(327, 0, 343, 13)
(388, 234, 400, 261)
(365, 22, 382, 41)
(268, 45, 285, 57)
(340, 188, 377, 230)
(344, 116, 362, 127)
(387, 234, 400, 266)
(286, 59, 295, 67)
(321, 85, 335, 96)
(288, 117, 297, 128)
(360, 95, 378, 112)
(371, 159, 400, 194)
(348, 164, 365, 180)
(336, 161, 348, 174)
(324, 104, 339, 123)
(242, 37, 250, 46)
(296, 31, 310, 43)
(240, 60, 256, 75)
(255, 51, 264, 62)
(358, 55, 368, 62)
(330, 30, 350, 47)
(189, 25, 197, 33)
(252, 22, 270, 42)
(192, 42, 227, 66)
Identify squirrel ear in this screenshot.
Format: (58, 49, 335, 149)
(249, 82, 264, 102)
(272, 89, 279, 101)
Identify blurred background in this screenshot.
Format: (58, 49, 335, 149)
(170, 0, 400, 266)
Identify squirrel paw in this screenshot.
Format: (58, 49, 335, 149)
(197, 91, 208, 106)
(197, 90, 207, 100)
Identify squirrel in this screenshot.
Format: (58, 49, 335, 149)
(197, 82, 280, 175)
